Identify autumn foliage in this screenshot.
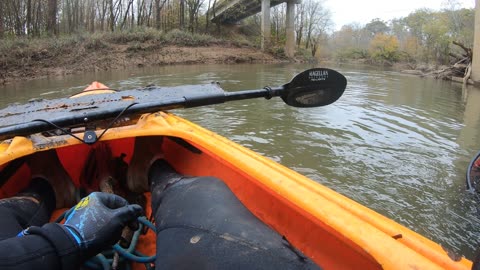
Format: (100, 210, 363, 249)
(368, 34, 399, 62)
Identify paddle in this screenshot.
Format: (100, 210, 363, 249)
(0, 68, 347, 141)
(467, 150, 480, 192)
(223, 68, 347, 107)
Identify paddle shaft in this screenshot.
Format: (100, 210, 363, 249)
(0, 67, 348, 140)
(0, 86, 284, 140)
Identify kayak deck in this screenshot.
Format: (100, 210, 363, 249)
(0, 111, 473, 269)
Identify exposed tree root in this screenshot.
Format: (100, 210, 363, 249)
(433, 41, 473, 85)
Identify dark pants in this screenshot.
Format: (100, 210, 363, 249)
(0, 179, 54, 241)
(0, 167, 321, 270)
(149, 161, 321, 270)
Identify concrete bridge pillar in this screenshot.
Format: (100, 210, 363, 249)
(285, 0, 296, 58)
(472, 0, 480, 84)
(261, 0, 271, 51)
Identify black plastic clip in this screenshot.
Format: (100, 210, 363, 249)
(83, 130, 97, 144)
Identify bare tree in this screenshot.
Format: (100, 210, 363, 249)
(109, 0, 115, 31)
(295, 2, 305, 46)
(87, 0, 95, 32)
(121, 0, 134, 29)
(205, 0, 213, 31)
(0, 2, 4, 39)
(154, 0, 167, 29)
(0, 0, 223, 36)
(26, 0, 32, 35)
(303, 0, 331, 49)
(179, 0, 185, 29)
(146, 0, 154, 27)
(47, 0, 58, 36)
(271, 5, 286, 43)
(186, 0, 203, 32)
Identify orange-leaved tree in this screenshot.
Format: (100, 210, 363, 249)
(369, 33, 400, 63)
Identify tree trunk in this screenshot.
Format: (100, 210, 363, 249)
(155, 0, 161, 29)
(295, 7, 304, 46)
(205, 0, 211, 32)
(72, 0, 79, 32)
(26, 0, 32, 36)
(121, 0, 133, 30)
(109, 0, 115, 31)
(180, 0, 185, 29)
(146, 1, 153, 27)
(90, 0, 95, 33)
(36, 0, 43, 36)
(212, 0, 219, 34)
(196, 15, 199, 32)
(296, 29, 303, 46)
(47, 0, 58, 36)
(189, 9, 195, 33)
(137, 0, 144, 26)
(79, 0, 85, 31)
(100, 0, 107, 31)
(67, 0, 74, 33)
(0, 2, 4, 39)
(131, 1, 135, 29)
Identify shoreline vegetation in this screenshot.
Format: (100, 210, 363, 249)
(0, 1, 475, 85)
(0, 29, 284, 84)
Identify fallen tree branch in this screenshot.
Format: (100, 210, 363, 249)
(449, 52, 463, 60)
(453, 41, 473, 59)
(404, 40, 473, 84)
(464, 63, 472, 86)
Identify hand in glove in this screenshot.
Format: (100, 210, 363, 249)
(62, 192, 143, 258)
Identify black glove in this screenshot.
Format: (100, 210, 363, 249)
(62, 192, 143, 258)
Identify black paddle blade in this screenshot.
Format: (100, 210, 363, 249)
(281, 68, 347, 108)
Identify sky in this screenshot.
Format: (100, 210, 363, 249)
(325, 0, 476, 30)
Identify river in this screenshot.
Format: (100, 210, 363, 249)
(1, 63, 480, 260)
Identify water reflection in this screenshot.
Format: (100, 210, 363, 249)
(1, 63, 480, 259)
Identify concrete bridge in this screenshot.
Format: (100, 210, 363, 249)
(211, 0, 299, 57)
(212, 0, 480, 79)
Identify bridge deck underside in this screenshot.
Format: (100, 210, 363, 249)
(212, 0, 285, 24)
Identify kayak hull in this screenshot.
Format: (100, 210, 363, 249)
(0, 111, 472, 269)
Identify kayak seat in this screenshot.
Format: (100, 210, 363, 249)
(149, 161, 321, 270)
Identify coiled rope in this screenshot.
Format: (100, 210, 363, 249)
(56, 212, 156, 270)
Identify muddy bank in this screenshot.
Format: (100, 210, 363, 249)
(0, 30, 284, 84)
(0, 44, 280, 84)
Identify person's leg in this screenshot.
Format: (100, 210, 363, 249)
(0, 178, 55, 240)
(148, 160, 321, 270)
(0, 149, 77, 240)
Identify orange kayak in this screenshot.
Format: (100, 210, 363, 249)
(0, 70, 473, 269)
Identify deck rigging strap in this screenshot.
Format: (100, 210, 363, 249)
(33, 102, 138, 145)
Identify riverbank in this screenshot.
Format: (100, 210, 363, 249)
(0, 30, 282, 84)
(330, 58, 475, 85)
(397, 63, 475, 85)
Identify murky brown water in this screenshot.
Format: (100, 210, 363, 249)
(1, 63, 480, 259)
